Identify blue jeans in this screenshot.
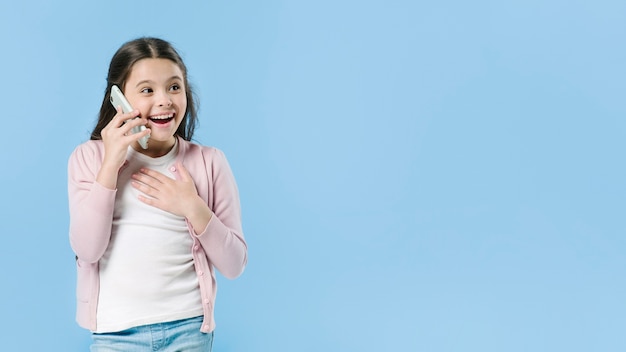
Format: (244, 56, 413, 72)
(90, 316, 213, 352)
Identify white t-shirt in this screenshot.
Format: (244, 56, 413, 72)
(96, 142, 203, 333)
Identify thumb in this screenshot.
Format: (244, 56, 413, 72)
(176, 162, 192, 181)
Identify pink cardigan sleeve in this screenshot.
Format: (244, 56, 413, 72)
(67, 142, 117, 263)
(192, 148, 248, 279)
(68, 141, 248, 278)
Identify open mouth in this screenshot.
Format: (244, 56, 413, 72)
(149, 113, 174, 125)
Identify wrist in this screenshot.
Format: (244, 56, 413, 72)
(96, 163, 121, 190)
(185, 196, 213, 235)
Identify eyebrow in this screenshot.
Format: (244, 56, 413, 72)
(134, 75, 183, 87)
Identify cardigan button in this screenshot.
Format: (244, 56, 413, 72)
(169, 166, 176, 172)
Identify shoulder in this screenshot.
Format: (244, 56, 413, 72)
(68, 140, 104, 172)
(180, 139, 228, 163)
(72, 140, 104, 153)
(178, 139, 235, 184)
(69, 140, 104, 161)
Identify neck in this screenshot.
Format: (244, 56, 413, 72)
(132, 137, 177, 158)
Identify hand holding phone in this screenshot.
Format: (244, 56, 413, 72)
(110, 85, 149, 149)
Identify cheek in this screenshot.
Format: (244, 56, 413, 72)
(177, 97, 188, 117)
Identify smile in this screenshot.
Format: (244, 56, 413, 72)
(149, 113, 174, 125)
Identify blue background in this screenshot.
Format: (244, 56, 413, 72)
(1, 1, 625, 351)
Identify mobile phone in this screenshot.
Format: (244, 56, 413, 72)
(110, 85, 149, 149)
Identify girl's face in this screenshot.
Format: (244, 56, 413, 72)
(123, 58, 187, 153)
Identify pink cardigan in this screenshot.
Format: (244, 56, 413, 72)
(67, 137, 247, 333)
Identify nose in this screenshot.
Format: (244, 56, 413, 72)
(157, 91, 173, 107)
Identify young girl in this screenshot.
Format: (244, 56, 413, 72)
(68, 37, 247, 351)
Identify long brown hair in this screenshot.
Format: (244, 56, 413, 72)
(90, 37, 198, 141)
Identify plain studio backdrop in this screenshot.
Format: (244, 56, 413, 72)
(1, 1, 624, 351)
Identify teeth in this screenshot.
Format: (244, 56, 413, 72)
(150, 114, 173, 120)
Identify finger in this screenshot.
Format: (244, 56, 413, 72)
(175, 162, 192, 182)
(103, 106, 125, 129)
(110, 107, 140, 128)
(120, 116, 148, 135)
(131, 180, 150, 193)
(120, 122, 149, 144)
(134, 168, 166, 184)
(106, 109, 143, 136)
(131, 173, 156, 188)
(137, 193, 159, 206)
(126, 125, 151, 143)
(131, 180, 160, 197)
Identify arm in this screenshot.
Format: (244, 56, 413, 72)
(68, 143, 117, 263)
(69, 108, 149, 262)
(194, 148, 248, 279)
(124, 145, 248, 278)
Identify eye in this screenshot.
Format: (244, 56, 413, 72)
(170, 84, 181, 92)
(140, 87, 153, 94)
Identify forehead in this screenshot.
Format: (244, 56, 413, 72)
(127, 58, 184, 83)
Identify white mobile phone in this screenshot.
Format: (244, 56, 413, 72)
(110, 85, 149, 149)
